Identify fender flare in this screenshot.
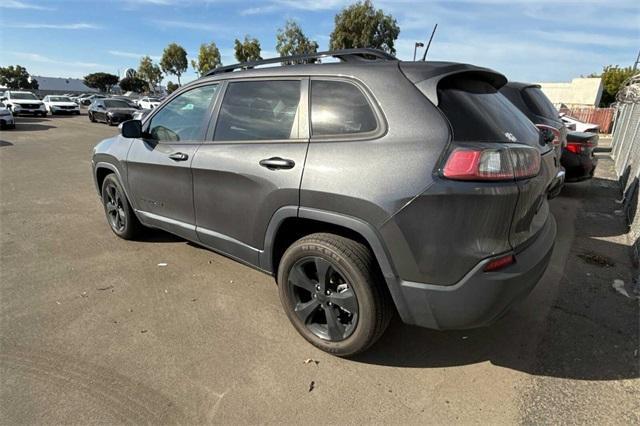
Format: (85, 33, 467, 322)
(261, 206, 411, 323)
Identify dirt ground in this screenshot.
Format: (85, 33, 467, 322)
(1, 115, 638, 424)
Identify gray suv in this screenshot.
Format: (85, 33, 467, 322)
(92, 49, 559, 356)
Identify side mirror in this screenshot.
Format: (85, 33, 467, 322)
(120, 120, 142, 139)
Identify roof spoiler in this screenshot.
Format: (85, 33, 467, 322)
(400, 62, 507, 106)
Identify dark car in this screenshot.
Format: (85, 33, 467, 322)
(88, 98, 137, 125)
(563, 131, 599, 181)
(499, 82, 596, 184)
(92, 49, 559, 356)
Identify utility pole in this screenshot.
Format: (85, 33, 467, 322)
(633, 49, 640, 71)
(413, 42, 424, 61)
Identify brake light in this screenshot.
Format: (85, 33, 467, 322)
(536, 124, 561, 147)
(484, 254, 515, 272)
(443, 147, 540, 181)
(566, 142, 582, 154)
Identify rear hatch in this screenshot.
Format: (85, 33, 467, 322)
(401, 63, 556, 248)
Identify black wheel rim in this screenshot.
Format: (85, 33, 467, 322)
(104, 183, 126, 232)
(287, 256, 358, 342)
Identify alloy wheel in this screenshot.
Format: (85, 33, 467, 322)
(287, 256, 359, 341)
(104, 183, 126, 232)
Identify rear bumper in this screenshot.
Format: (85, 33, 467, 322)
(395, 214, 556, 330)
(562, 151, 597, 182)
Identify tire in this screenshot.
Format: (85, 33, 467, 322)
(277, 233, 392, 356)
(100, 174, 143, 240)
(89, 112, 95, 122)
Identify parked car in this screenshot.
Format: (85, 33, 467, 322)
(81, 94, 106, 106)
(132, 108, 151, 121)
(500, 82, 571, 187)
(71, 93, 92, 104)
(88, 98, 137, 125)
(563, 131, 599, 181)
(560, 113, 599, 133)
(42, 95, 81, 115)
(92, 49, 559, 356)
(0, 90, 46, 116)
(137, 96, 162, 110)
(0, 101, 15, 129)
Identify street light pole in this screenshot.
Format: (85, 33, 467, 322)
(413, 42, 424, 61)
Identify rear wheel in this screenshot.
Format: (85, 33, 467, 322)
(101, 174, 143, 240)
(278, 233, 392, 356)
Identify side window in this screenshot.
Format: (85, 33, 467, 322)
(214, 80, 301, 141)
(147, 84, 219, 142)
(311, 80, 377, 136)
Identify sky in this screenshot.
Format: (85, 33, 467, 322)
(1, 0, 638, 85)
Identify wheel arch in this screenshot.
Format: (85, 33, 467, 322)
(262, 206, 410, 322)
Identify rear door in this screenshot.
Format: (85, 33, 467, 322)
(191, 78, 309, 266)
(126, 83, 220, 240)
(437, 77, 555, 247)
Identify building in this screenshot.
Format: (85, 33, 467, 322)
(29, 76, 98, 96)
(537, 77, 603, 108)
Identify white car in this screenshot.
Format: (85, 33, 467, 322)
(43, 95, 81, 115)
(0, 101, 15, 129)
(137, 96, 161, 110)
(1, 91, 46, 116)
(559, 113, 599, 133)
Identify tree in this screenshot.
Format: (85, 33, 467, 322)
(83, 72, 119, 93)
(0, 65, 34, 89)
(191, 42, 222, 77)
(276, 20, 319, 64)
(160, 43, 188, 85)
(138, 56, 163, 93)
(589, 65, 640, 106)
(29, 78, 39, 90)
(166, 81, 179, 94)
(234, 36, 262, 63)
(119, 76, 147, 93)
(329, 0, 400, 55)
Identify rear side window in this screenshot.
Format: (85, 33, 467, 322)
(214, 80, 301, 141)
(311, 80, 377, 136)
(438, 78, 539, 143)
(523, 87, 558, 120)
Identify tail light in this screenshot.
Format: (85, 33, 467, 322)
(536, 124, 561, 147)
(443, 146, 540, 181)
(484, 254, 515, 272)
(566, 142, 582, 154)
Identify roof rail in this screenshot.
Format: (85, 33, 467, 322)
(204, 48, 397, 77)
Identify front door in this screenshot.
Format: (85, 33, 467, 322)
(126, 83, 220, 240)
(192, 79, 309, 266)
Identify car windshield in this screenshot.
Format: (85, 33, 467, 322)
(49, 96, 72, 102)
(104, 100, 130, 108)
(12, 93, 38, 100)
(523, 87, 559, 120)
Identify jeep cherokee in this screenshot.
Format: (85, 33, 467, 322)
(92, 49, 559, 356)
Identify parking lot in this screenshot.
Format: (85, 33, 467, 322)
(0, 113, 638, 424)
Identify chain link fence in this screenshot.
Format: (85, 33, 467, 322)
(611, 74, 640, 266)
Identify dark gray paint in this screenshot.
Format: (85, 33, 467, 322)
(92, 57, 557, 330)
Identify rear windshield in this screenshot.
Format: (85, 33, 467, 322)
(438, 78, 539, 143)
(523, 87, 558, 120)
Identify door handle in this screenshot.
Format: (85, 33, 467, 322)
(259, 157, 295, 170)
(169, 152, 189, 161)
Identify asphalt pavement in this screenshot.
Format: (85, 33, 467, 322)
(0, 114, 638, 424)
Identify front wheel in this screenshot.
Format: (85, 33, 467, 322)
(101, 174, 143, 240)
(277, 233, 392, 356)
(89, 112, 95, 122)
